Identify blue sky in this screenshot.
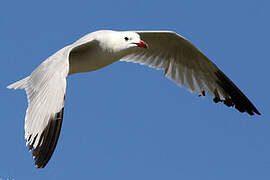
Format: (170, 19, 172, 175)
(0, 0, 269, 179)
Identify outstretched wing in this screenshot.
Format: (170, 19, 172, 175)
(121, 31, 260, 115)
(14, 46, 71, 168)
(7, 34, 96, 168)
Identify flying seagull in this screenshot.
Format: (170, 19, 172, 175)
(7, 30, 260, 168)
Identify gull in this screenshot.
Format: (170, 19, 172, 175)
(7, 30, 260, 168)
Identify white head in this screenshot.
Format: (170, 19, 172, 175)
(94, 30, 149, 53)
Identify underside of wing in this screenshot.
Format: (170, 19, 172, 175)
(29, 108, 64, 168)
(7, 34, 97, 168)
(23, 46, 70, 168)
(121, 31, 260, 115)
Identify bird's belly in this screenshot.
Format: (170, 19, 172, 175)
(68, 50, 120, 75)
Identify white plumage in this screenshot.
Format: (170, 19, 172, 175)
(7, 30, 260, 168)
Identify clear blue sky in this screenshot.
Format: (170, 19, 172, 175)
(0, 0, 269, 179)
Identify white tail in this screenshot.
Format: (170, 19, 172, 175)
(7, 76, 30, 89)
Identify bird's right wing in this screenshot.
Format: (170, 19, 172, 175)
(8, 45, 72, 168)
(7, 34, 96, 168)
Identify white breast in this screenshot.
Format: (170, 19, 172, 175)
(68, 44, 121, 75)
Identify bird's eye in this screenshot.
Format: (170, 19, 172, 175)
(124, 37, 129, 41)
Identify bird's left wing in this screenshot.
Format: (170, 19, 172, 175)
(120, 31, 260, 115)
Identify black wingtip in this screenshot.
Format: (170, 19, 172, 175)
(214, 70, 261, 116)
(28, 108, 64, 168)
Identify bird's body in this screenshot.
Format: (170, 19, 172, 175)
(7, 30, 260, 168)
(69, 42, 116, 74)
(69, 31, 114, 74)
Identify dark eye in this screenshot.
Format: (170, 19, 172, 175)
(124, 37, 129, 41)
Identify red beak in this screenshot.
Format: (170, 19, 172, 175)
(134, 40, 149, 49)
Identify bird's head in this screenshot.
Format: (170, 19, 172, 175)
(120, 31, 149, 49)
(96, 30, 149, 53)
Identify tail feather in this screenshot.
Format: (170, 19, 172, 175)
(7, 76, 30, 89)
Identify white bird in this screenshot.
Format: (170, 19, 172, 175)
(7, 30, 260, 168)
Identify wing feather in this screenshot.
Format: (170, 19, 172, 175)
(121, 31, 260, 115)
(23, 46, 70, 167)
(7, 33, 96, 167)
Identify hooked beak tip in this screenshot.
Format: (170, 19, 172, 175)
(135, 40, 149, 49)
